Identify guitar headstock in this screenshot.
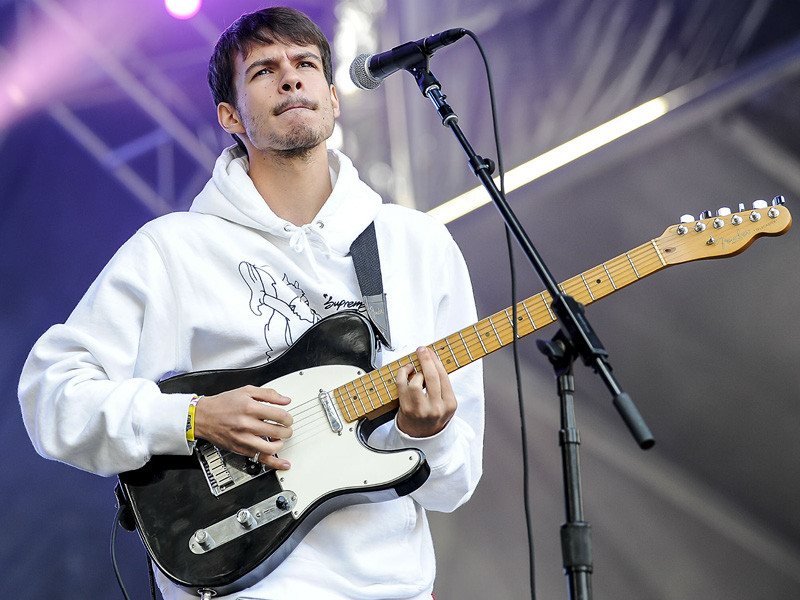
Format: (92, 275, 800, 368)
(656, 197, 792, 265)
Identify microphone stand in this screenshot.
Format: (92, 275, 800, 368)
(401, 53, 655, 600)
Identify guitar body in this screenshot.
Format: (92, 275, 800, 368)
(118, 312, 429, 595)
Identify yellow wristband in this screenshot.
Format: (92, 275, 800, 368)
(186, 395, 200, 442)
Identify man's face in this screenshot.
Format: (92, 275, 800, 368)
(225, 41, 340, 158)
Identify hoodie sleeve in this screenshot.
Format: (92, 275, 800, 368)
(18, 229, 194, 477)
(369, 235, 485, 513)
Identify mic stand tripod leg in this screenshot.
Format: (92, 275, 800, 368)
(537, 331, 593, 600)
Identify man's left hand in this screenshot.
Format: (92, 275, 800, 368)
(395, 346, 457, 438)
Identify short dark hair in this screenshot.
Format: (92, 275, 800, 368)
(208, 6, 333, 111)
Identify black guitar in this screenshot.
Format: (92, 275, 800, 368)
(118, 201, 791, 595)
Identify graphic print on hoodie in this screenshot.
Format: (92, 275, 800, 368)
(239, 261, 321, 360)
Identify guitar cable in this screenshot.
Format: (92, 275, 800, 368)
(111, 503, 158, 600)
(465, 31, 537, 600)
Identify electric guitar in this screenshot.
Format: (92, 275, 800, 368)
(117, 199, 791, 595)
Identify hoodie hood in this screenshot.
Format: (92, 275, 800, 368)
(190, 145, 382, 256)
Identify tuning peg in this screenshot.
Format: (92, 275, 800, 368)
(679, 214, 696, 223)
(699, 210, 713, 219)
(772, 195, 786, 206)
(716, 207, 731, 216)
(753, 199, 768, 209)
(738, 202, 746, 212)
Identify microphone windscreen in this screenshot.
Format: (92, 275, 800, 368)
(349, 53, 382, 90)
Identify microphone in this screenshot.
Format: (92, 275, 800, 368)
(349, 28, 467, 90)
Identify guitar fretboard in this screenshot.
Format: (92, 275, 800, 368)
(332, 239, 667, 423)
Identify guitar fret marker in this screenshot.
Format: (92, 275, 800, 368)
(361, 375, 378, 410)
(436, 344, 452, 366)
(348, 382, 368, 415)
(444, 339, 460, 367)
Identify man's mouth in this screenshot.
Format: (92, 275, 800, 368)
(274, 99, 316, 116)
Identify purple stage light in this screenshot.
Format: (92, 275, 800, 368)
(165, 0, 202, 20)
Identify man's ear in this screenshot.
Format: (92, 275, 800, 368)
(218, 102, 245, 134)
(330, 84, 340, 119)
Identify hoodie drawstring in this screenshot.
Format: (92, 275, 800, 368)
(284, 222, 331, 279)
(286, 221, 331, 257)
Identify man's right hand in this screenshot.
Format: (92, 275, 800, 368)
(193, 385, 293, 470)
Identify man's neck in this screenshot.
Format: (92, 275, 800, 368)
(248, 144, 332, 226)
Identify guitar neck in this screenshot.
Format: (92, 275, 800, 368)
(333, 238, 668, 422)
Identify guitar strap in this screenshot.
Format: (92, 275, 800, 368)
(349, 221, 393, 349)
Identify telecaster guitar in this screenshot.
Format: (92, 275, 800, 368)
(118, 199, 791, 595)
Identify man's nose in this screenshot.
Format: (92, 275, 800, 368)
(281, 69, 303, 92)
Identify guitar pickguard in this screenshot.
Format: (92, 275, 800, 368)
(265, 364, 423, 518)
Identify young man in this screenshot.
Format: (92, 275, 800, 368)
(19, 7, 484, 599)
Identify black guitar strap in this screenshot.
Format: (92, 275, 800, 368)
(350, 221, 393, 349)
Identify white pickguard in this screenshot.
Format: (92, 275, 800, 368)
(264, 365, 422, 517)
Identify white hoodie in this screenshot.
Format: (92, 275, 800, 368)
(19, 146, 484, 600)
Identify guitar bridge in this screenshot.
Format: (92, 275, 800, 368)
(196, 441, 269, 497)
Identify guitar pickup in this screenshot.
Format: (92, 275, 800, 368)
(318, 389, 343, 433)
